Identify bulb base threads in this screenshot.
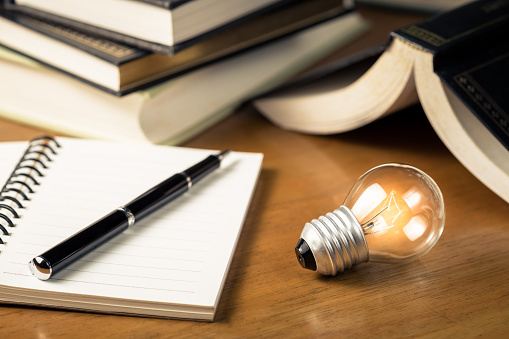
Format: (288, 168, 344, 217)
(298, 206, 369, 275)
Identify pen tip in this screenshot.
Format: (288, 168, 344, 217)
(217, 149, 232, 161)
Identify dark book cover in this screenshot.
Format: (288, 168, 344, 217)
(0, 0, 351, 96)
(3, 0, 303, 55)
(138, 1, 194, 10)
(139, 0, 187, 10)
(138, 0, 172, 9)
(439, 40, 509, 151)
(0, 7, 148, 65)
(393, 0, 509, 150)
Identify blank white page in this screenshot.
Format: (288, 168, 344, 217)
(0, 137, 262, 317)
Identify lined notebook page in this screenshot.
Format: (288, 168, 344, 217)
(0, 138, 262, 314)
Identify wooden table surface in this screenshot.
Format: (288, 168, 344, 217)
(1, 103, 508, 338)
(1, 7, 509, 339)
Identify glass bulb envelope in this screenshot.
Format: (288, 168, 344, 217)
(295, 164, 445, 275)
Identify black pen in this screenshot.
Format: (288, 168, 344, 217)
(28, 149, 231, 280)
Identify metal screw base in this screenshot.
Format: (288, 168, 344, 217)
(299, 206, 369, 275)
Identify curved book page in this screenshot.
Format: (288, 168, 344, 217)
(253, 38, 418, 134)
(414, 49, 509, 204)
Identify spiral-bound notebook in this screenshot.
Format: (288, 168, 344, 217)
(0, 136, 263, 321)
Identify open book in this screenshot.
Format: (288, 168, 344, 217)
(0, 137, 263, 321)
(254, 0, 509, 204)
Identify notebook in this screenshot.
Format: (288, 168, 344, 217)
(0, 136, 263, 321)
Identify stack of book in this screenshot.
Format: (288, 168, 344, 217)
(0, 0, 368, 144)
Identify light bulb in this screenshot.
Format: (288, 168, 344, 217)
(295, 163, 445, 275)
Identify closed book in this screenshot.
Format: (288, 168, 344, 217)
(0, 12, 367, 144)
(254, 0, 509, 204)
(0, 0, 354, 95)
(357, 0, 473, 13)
(4, 0, 308, 55)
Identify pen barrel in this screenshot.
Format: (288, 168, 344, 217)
(39, 209, 129, 276)
(30, 151, 226, 280)
(125, 174, 189, 220)
(124, 155, 220, 220)
(184, 155, 220, 184)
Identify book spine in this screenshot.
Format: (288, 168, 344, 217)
(137, 0, 192, 10)
(0, 136, 61, 247)
(392, 0, 509, 55)
(0, 8, 147, 65)
(3, 1, 175, 54)
(433, 36, 509, 151)
(138, 0, 172, 9)
(393, 0, 509, 151)
(4, 0, 305, 55)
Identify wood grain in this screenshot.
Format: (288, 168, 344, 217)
(1, 7, 508, 338)
(0, 103, 508, 338)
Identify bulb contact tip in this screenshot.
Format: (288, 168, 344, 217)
(295, 238, 317, 271)
(297, 206, 368, 275)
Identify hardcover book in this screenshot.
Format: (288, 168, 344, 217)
(4, 0, 305, 55)
(0, 0, 354, 95)
(254, 0, 509, 204)
(357, 0, 473, 13)
(0, 11, 367, 144)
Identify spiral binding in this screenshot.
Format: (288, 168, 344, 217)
(0, 136, 61, 247)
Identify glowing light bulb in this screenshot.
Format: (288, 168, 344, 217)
(295, 164, 445, 275)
